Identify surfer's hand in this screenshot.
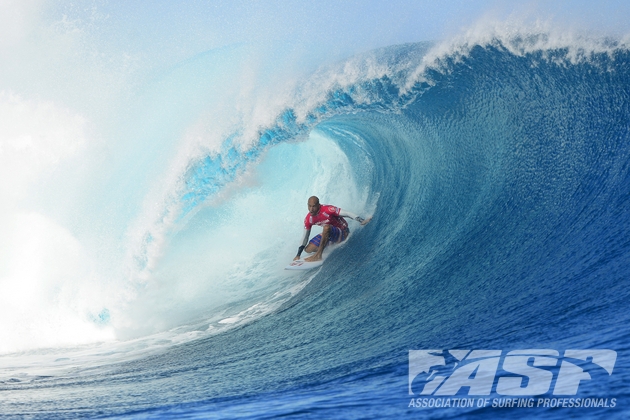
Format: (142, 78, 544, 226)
(360, 217, 371, 226)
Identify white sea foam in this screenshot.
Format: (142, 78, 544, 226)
(0, 91, 118, 353)
(405, 18, 630, 93)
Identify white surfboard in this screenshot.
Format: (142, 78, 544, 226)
(284, 258, 324, 271)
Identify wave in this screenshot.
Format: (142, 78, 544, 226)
(1, 25, 630, 418)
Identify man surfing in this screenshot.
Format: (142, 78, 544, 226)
(294, 196, 370, 262)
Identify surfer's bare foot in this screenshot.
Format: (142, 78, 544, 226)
(305, 255, 322, 262)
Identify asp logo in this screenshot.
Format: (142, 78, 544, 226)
(409, 349, 617, 396)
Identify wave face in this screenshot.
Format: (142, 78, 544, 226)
(2, 34, 630, 418)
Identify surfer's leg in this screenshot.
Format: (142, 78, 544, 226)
(319, 224, 331, 250)
(329, 226, 348, 243)
(305, 243, 318, 253)
(306, 225, 331, 261)
(329, 227, 347, 245)
(305, 234, 322, 253)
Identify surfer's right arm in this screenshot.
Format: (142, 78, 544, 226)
(339, 209, 371, 225)
(294, 228, 311, 260)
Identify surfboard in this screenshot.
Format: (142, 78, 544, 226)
(284, 257, 324, 270)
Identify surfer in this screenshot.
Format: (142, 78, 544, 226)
(294, 196, 370, 262)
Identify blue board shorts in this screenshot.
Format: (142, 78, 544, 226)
(309, 226, 350, 248)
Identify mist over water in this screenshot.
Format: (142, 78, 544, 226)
(1, 1, 630, 418)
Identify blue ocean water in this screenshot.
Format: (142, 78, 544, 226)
(1, 33, 630, 419)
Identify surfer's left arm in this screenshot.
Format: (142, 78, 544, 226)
(339, 209, 371, 225)
(294, 228, 311, 260)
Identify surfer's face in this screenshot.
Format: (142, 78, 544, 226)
(308, 200, 320, 216)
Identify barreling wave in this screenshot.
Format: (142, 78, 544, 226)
(130, 29, 630, 293)
(2, 27, 630, 419)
